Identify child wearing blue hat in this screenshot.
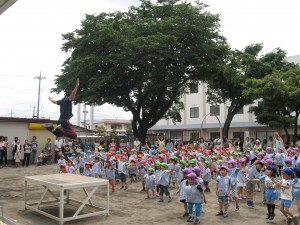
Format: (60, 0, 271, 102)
(246, 160, 264, 208)
(215, 166, 231, 218)
(248, 166, 278, 220)
(277, 168, 298, 225)
(293, 167, 300, 219)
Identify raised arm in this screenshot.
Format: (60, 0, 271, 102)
(69, 78, 80, 101)
(48, 96, 57, 104)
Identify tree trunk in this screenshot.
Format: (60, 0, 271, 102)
(131, 113, 150, 145)
(294, 111, 299, 138)
(131, 116, 138, 139)
(223, 104, 241, 138)
(137, 126, 148, 146)
(284, 126, 289, 139)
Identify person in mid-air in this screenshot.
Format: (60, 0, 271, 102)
(46, 78, 79, 139)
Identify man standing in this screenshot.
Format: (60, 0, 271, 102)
(47, 78, 79, 139)
(54, 137, 63, 163)
(30, 136, 38, 164)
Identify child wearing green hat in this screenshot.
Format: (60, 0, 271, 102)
(144, 168, 156, 199)
(203, 161, 212, 192)
(155, 161, 162, 196)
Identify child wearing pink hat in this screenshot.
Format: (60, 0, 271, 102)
(177, 168, 192, 217)
(228, 160, 239, 211)
(105, 160, 116, 193)
(185, 172, 207, 224)
(140, 160, 147, 191)
(237, 158, 247, 199)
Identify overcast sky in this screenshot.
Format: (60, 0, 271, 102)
(0, 0, 299, 124)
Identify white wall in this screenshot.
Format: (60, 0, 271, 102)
(0, 121, 29, 159)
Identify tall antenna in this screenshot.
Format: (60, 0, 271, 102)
(34, 72, 45, 119)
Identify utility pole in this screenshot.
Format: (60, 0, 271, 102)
(83, 104, 88, 128)
(32, 104, 36, 118)
(34, 72, 45, 119)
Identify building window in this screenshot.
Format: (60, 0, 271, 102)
(237, 107, 244, 114)
(210, 105, 220, 115)
(189, 83, 198, 93)
(190, 132, 199, 141)
(233, 132, 244, 141)
(190, 107, 199, 118)
(111, 124, 122, 130)
(170, 131, 183, 141)
(210, 132, 220, 140)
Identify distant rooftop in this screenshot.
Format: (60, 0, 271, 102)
(83, 119, 132, 124)
(286, 55, 300, 64)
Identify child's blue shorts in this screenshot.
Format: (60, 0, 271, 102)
(265, 188, 278, 203)
(294, 187, 300, 200)
(280, 199, 292, 208)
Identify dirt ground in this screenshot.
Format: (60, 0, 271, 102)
(0, 164, 298, 225)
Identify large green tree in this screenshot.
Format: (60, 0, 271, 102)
(206, 44, 291, 138)
(244, 65, 300, 138)
(53, 0, 228, 142)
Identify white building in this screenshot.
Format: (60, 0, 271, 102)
(81, 119, 132, 136)
(150, 55, 300, 142)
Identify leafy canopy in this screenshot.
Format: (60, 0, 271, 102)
(53, 0, 228, 139)
(205, 44, 291, 136)
(244, 65, 300, 134)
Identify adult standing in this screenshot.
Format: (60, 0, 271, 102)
(30, 136, 38, 164)
(274, 131, 284, 152)
(144, 137, 151, 149)
(93, 138, 100, 152)
(44, 138, 52, 155)
(244, 137, 251, 148)
(11, 137, 18, 165)
(157, 134, 165, 150)
(14, 139, 22, 166)
(213, 135, 221, 149)
(3, 136, 9, 167)
(119, 139, 126, 151)
(237, 136, 243, 150)
(133, 137, 141, 151)
(22, 140, 31, 167)
(54, 137, 63, 163)
(126, 138, 132, 150)
(267, 136, 275, 149)
(0, 136, 5, 168)
(109, 138, 117, 152)
(198, 137, 207, 150)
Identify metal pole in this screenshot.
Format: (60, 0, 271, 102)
(37, 73, 41, 119)
(200, 113, 223, 149)
(34, 72, 45, 119)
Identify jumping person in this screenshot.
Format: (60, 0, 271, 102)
(46, 78, 79, 139)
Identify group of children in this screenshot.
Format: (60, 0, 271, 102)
(55, 143, 300, 225)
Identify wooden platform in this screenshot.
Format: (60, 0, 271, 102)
(24, 174, 109, 225)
